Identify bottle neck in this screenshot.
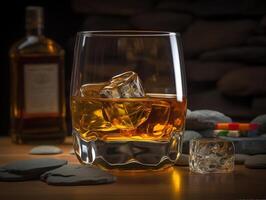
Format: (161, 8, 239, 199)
(26, 27, 43, 37)
(25, 6, 44, 37)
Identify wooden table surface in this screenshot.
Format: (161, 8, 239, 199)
(0, 137, 266, 200)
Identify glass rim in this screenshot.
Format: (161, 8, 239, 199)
(76, 30, 180, 37)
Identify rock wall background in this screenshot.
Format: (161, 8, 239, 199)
(1, 0, 266, 135)
(71, 0, 266, 121)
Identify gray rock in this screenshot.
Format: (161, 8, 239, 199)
(246, 36, 266, 46)
(235, 154, 250, 165)
(260, 15, 266, 32)
(30, 145, 63, 155)
(183, 130, 202, 142)
(245, 155, 266, 169)
(186, 60, 244, 82)
(1, 158, 67, 176)
(251, 115, 266, 134)
(131, 12, 193, 32)
(41, 164, 116, 186)
(252, 98, 266, 116)
(186, 110, 232, 130)
(72, 0, 153, 16)
(199, 130, 216, 138)
(183, 20, 256, 57)
(221, 137, 266, 155)
(175, 154, 189, 166)
(82, 16, 131, 31)
(157, 0, 266, 16)
(188, 90, 253, 119)
(200, 47, 266, 64)
(218, 68, 266, 96)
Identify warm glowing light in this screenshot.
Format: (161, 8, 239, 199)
(93, 109, 103, 117)
(171, 170, 181, 193)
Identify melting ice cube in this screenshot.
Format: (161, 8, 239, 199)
(80, 83, 108, 97)
(100, 71, 151, 131)
(103, 100, 151, 131)
(100, 71, 145, 98)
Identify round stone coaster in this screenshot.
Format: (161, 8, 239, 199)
(0, 171, 37, 182)
(1, 158, 67, 175)
(41, 164, 116, 186)
(30, 146, 63, 155)
(245, 155, 266, 169)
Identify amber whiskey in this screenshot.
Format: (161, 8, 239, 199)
(71, 93, 186, 141)
(9, 6, 66, 143)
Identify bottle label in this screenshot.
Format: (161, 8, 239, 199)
(24, 63, 59, 115)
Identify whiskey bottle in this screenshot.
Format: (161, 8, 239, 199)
(9, 6, 67, 143)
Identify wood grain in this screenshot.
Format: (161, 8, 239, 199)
(0, 137, 266, 200)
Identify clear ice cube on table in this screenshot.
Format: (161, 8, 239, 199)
(189, 138, 235, 174)
(100, 71, 145, 98)
(100, 71, 151, 131)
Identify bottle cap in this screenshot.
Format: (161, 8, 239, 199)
(25, 6, 44, 30)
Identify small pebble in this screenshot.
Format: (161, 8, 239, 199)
(235, 154, 250, 165)
(41, 164, 116, 186)
(30, 145, 63, 155)
(0, 158, 67, 176)
(245, 155, 266, 169)
(175, 154, 189, 166)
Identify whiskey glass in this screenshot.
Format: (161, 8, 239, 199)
(70, 31, 187, 170)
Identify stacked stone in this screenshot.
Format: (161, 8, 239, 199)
(176, 110, 266, 168)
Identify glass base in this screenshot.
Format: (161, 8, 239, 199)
(73, 130, 182, 171)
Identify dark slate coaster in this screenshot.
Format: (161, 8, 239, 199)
(30, 146, 63, 155)
(220, 137, 266, 155)
(235, 154, 250, 165)
(41, 164, 116, 186)
(175, 154, 189, 166)
(245, 155, 266, 169)
(0, 171, 37, 182)
(2, 158, 67, 175)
